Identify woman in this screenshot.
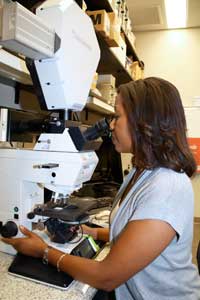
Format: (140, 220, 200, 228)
(2, 77, 200, 299)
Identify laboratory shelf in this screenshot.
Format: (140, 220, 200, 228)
(87, 91, 114, 115)
(84, 0, 114, 12)
(96, 33, 133, 86)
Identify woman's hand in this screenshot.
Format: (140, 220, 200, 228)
(1, 225, 47, 258)
(82, 224, 109, 242)
(82, 224, 98, 239)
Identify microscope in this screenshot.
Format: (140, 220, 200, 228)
(0, 0, 110, 255)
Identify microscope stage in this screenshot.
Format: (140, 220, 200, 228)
(33, 198, 96, 223)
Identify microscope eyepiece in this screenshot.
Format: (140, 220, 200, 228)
(83, 118, 111, 141)
(68, 118, 111, 151)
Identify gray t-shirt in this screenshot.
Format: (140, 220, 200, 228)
(109, 167, 200, 300)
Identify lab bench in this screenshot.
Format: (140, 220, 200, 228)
(0, 245, 110, 300)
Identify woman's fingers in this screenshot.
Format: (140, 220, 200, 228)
(1, 226, 35, 246)
(19, 225, 33, 237)
(1, 236, 17, 246)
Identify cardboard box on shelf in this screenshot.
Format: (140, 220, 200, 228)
(131, 61, 144, 80)
(97, 83, 116, 107)
(110, 34, 127, 67)
(97, 74, 116, 88)
(91, 72, 99, 90)
(86, 10, 110, 37)
(105, 12, 121, 47)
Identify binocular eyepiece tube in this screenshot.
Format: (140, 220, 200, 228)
(68, 118, 112, 151)
(83, 118, 111, 141)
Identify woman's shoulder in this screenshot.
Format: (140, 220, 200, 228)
(147, 167, 192, 194)
(154, 167, 190, 181)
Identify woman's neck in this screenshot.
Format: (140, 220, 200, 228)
(119, 168, 144, 205)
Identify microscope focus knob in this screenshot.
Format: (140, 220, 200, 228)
(27, 212, 35, 220)
(1, 221, 18, 238)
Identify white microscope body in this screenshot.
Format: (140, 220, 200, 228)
(0, 0, 101, 255)
(0, 144, 98, 254)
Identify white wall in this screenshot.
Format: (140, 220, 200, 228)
(135, 28, 200, 217)
(135, 28, 200, 106)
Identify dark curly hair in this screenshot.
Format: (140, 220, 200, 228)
(118, 77, 196, 177)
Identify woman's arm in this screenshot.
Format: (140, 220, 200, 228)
(1, 220, 176, 291)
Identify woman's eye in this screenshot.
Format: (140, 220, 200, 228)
(113, 115, 119, 120)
